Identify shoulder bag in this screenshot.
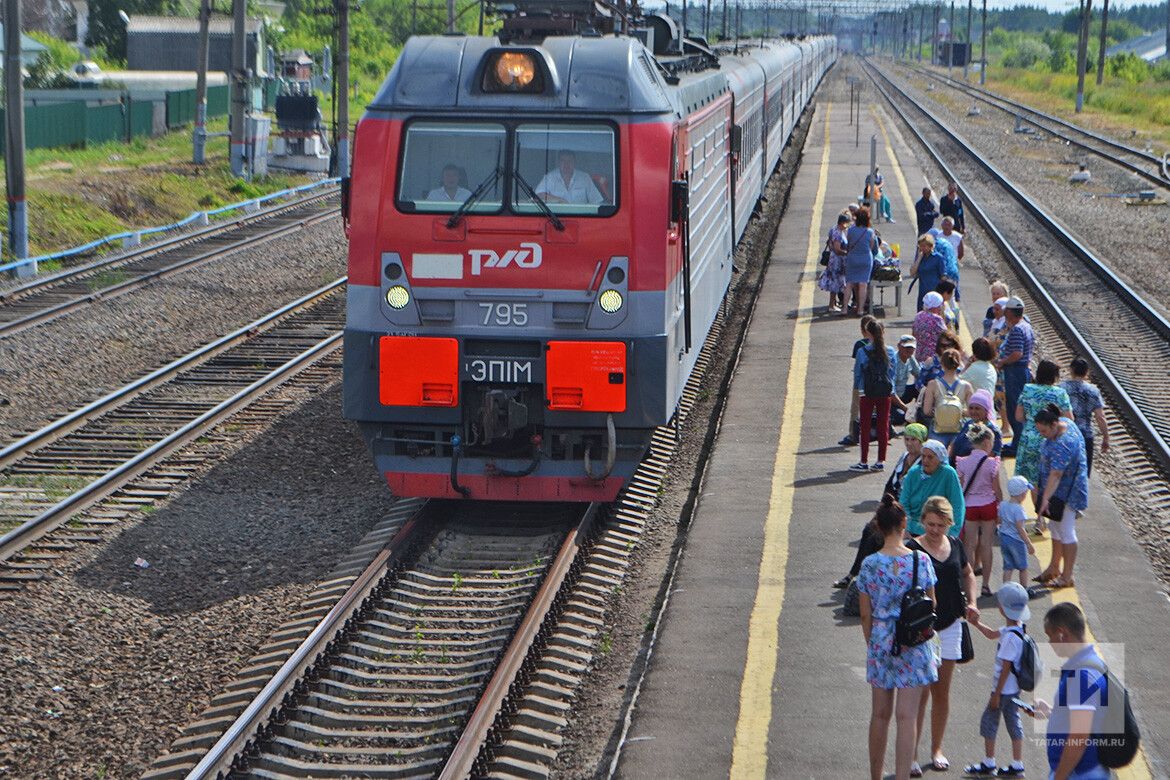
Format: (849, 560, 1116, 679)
(820, 231, 833, 266)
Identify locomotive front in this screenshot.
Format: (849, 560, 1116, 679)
(343, 35, 682, 501)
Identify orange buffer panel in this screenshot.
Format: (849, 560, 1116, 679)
(546, 341, 627, 413)
(379, 336, 459, 407)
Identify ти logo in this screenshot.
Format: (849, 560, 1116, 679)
(469, 242, 543, 275)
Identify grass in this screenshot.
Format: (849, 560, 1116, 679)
(0, 116, 316, 260)
(0, 473, 90, 500)
(917, 59, 1170, 151)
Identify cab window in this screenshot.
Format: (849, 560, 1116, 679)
(512, 123, 617, 216)
(398, 122, 506, 213)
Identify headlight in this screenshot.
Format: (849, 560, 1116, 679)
(599, 289, 624, 314)
(385, 285, 411, 309)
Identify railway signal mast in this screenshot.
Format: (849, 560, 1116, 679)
(4, 0, 30, 276)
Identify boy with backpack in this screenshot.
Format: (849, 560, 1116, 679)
(964, 582, 1037, 777)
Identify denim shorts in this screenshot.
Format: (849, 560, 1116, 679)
(980, 695, 1024, 740)
(1000, 532, 1029, 571)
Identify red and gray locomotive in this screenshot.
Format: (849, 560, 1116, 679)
(343, 2, 836, 501)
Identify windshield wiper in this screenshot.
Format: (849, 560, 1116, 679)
(513, 171, 566, 232)
(447, 167, 501, 228)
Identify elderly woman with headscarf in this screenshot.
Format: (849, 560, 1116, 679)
(948, 389, 1003, 461)
(912, 291, 949, 364)
(900, 439, 966, 538)
(834, 424, 931, 591)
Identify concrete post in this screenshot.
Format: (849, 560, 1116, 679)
(230, 0, 248, 177)
(193, 0, 210, 164)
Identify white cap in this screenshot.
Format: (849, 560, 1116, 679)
(922, 291, 944, 309)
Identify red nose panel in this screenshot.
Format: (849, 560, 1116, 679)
(546, 341, 627, 412)
(379, 336, 459, 407)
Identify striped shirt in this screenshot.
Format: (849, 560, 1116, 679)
(998, 320, 1034, 365)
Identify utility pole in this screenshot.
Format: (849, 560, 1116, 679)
(918, 5, 925, 61)
(721, 0, 727, 40)
(336, 0, 350, 177)
(446, 0, 455, 31)
(193, 0, 211, 164)
(931, 4, 940, 65)
(1075, 0, 1092, 112)
(980, 0, 987, 83)
(964, 0, 973, 79)
(1096, 0, 1108, 85)
(4, 0, 30, 276)
(682, 0, 687, 37)
(704, 0, 710, 39)
(230, 0, 247, 177)
(948, 0, 955, 72)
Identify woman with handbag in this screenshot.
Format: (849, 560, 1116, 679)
(818, 213, 849, 312)
(1033, 404, 1090, 588)
(857, 494, 939, 780)
(908, 497, 981, 776)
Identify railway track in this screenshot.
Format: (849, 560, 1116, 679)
(0, 279, 345, 593)
(0, 188, 340, 338)
(866, 62, 1170, 479)
(906, 64, 1170, 189)
(184, 501, 595, 779)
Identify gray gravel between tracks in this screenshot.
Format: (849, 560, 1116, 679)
(893, 63, 1170, 320)
(0, 216, 347, 446)
(0, 382, 396, 778)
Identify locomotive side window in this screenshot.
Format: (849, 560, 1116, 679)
(512, 124, 617, 216)
(398, 122, 506, 213)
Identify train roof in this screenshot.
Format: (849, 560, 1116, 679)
(368, 35, 675, 115)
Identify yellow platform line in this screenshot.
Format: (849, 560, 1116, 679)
(727, 103, 831, 779)
(873, 101, 1152, 780)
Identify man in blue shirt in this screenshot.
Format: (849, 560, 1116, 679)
(916, 187, 939, 235)
(1035, 603, 1111, 780)
(995, 297, 1034, 456)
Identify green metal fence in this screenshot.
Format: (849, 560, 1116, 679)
(0, 83, 236, 152)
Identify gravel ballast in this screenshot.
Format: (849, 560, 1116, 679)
(0, 383, 396, 778)
(0, 216, 347, 446)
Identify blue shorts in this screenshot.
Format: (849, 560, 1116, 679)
(1000, 533, 1029, 571)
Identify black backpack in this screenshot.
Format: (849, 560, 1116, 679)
(862, 348, 894, 399)
(1007, 626, 1041, 692)
(1087, 661, 1142, 768)
(894, 551, 936, 656)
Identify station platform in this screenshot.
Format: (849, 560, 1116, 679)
(613, 90, 1170, 778)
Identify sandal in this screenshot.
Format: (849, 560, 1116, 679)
(910, 761, 924, 778)
(963, 761, 998, 776)
(981, 586, 993, 598)
(929, 755, 950, 771)
(832, 576, 852, 589)
(1050, 578, 1075, 589)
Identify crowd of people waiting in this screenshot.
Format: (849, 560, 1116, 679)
(829, 185, 1119, 780)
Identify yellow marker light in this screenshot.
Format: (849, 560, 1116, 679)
(385, 285, 411, 309)
(599, 289, 623, 313)
(493, 51, 538, 90)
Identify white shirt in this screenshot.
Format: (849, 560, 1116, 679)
(535, 169, 603, 205)
(962, 360, 998, 396)
(994, 626, 1024, 696)
(426, 186, 473, 202)
(942, 231, 963, 255)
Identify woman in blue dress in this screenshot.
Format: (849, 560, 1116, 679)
(858, 493, 940, 780)
(844, 207, 879, 316)
(910, 233, 946, 312)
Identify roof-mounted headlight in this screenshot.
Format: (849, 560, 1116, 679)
(483, 50, 545, 93)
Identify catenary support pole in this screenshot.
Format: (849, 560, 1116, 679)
(918, 5, 925, 61)
(1096, 0, 1108, 85)
(964, 0, 972, 79)
(948, 0, 955, 72)
(335, 0, 350, 177)
(230, 0, 247, 177)
(1075, 0, 1092, 112)
(193, 0, 210, 164)
(4, 0, 30, 276)
(447, 0, 455, 32)
(980, 0, 987, 83)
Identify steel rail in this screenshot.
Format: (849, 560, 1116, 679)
(184, 509, 430, 780)
(440, 501, 602, 779)
(865, 62, 1170, 473)
(0, 187, 337, 304)
(0, 330, 342, 563)
(0, 278, 345, 471)
(0, 194, 340, 339)
(908, 64, 1170, 189)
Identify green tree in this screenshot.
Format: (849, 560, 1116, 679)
(87, 0, 183, 63)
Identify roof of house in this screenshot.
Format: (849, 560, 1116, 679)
(127, 14, 264, 36)
(0, 25, 51, 54)
(280, 49, 314, 65)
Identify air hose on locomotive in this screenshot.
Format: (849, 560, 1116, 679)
(584, 413, 617, 480)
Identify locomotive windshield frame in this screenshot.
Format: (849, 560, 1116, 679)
(395, 117, 621, 217)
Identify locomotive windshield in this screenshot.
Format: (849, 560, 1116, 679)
(398, 122, 506, 213)
(396, 121, 616, 216)
(513, 123, 616, 216)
